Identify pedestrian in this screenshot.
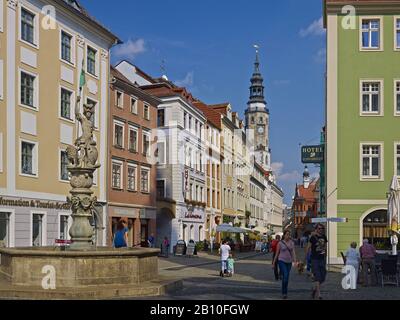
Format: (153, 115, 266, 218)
(113, 219, 128, 249)
(270, 235, 282, 280)
(304, 234, 313, 278)
(345, 242, 361, 286)
(163, 236, 170, 258)
(359, 239, 377, 286)
(218, 239, 231, 277)
(310, 223, 328, 300)
(272, 230, 297, 300)
(147, 233, 155, 248)
(227, 253, 235, 277)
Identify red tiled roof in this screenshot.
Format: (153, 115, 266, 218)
(193, 101, 222, 130)
(209, 103, 230, 116)
(297, 180, 318, 201)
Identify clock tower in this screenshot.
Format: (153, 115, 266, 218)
(245, 46, 271, 170)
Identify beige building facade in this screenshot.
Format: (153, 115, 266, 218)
(0, 0, 119, 247)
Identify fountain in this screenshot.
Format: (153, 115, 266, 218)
(0, 83, 181, 299)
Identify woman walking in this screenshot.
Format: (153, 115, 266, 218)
(272, 230, 297, 299)
(345, 242, 361, 285)
(113, 219, 129, 248)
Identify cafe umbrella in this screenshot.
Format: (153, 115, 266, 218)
(388, 176, 400, 255)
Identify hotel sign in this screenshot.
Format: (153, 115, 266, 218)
(301, 145, 324, 164)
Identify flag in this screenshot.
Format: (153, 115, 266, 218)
(79, 59, 86, 90)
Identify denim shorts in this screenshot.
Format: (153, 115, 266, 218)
(312, 259, 327, 283)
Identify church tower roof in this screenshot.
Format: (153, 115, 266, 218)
(248, 46, 267, 106)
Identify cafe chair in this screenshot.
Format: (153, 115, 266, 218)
(380, 259, 399, 287)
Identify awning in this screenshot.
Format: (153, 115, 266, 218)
(216, 224, 255, 234)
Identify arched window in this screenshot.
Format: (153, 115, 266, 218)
(363, 209, 389, 248)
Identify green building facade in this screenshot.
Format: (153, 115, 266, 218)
(325, 0, 400, 263)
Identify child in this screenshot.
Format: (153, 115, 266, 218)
(227, 253, 235, 277)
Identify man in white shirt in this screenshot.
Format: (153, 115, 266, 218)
(219, 240, 231, 277)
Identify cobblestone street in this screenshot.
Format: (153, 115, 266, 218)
(139, 248, 400, 300)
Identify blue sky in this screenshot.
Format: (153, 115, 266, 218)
(80, 0, 326, 204)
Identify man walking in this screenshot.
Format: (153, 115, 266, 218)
(359, 239, 377, 286)
(219, 239, 231, 277)
(310, 224, 328, 300)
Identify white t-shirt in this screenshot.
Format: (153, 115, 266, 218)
(220, 244, 231, 260)
(345, 247, 360, 265)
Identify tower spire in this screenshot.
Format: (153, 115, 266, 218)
(248, 44, 266, 106)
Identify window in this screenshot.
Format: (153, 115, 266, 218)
(141, 168, 150, 193)
(60, 150, 69, 181)
(157, 142, 166, 165)
(112, 162, 122, 189)
(21, 71, 35, 108)
(128, 127, 138, 153)
(143, 133, 150, 156)
(144, 104, 150, 120)
(32, 213, 43, 247)
(397, 145, 400, 176)
(157, 180, 165, 198)
(0, 212, 10, 247)
(21, 141, 35, 176)
(60, 88, 72, 120)
(189, 116, 192, 130)
(396, 82, 400, 114)
(114, 121, 124, 148)
(87, 98, 97, 127)
(21, 8, 35, 45)
(131, 97, 137, 114)
(116, 91, 123, 108)
(87, 46, 97, 76)
(396, 18, 400, 49)
(158, 109, 165, 127)
(361, 19, 380, 49)
(362, 145, 381, 178)
(127, 165, 137, 191)
(362, 82, 381, 114)
(59, 215, 69, 240)
(184, 112, 187, 129)
(61, 31, 72, 63)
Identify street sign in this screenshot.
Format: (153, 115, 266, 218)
(311, 218, 348, 223)
(301, 145, 324, 164)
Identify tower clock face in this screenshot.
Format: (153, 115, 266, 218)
(258, 126, 264, 134)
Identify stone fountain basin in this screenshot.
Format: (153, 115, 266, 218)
(0, 247, 160, 289)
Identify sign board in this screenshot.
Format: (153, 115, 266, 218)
(175, 242, 185, 256)
(311, 218, 348, 223)
(186, 243, 195, 256)
(301, 145, 324, 164)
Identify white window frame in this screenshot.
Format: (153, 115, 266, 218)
(127, 163, 137, 192)
(142, 131, 150, 156)
(115, 90, 124, 109)
(360, 142, 384, 181)
(30, 211, 47, 247)
(0, 1, 4, 33)
(59, 85, 75, 123)
(86, 97, 99, 129)
(19, 138, 38, 178)
(19, 68, 39, 111)
(395, 80, 400, 116)
(113, 120, 125, 149)
(359, 17, 383, 52)
(143, 103, 150, 120)
(130, 96, 138, 114)
(140, 167, 151, 193)
(57, 213, 72, 241)
(111, 160, 123, 190)
(19, 4, 39, 49)
(395, 142, 400, 178)
(394, 17, 400, 51)
(59, 147, 70, 183)
(360, 80, 384, 116)
(157, 140, 166, 165)
(128, 125, 139, 153)
(0, 209, 15, 248)
(85, 43, 99, 79)
(59, 27, 76, 66)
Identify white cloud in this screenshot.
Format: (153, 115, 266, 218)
(271, 162, 301, 183)
(314, 48, 326, 64)
(175, 72, 194, 87)
(113, 39, 146, 59)
(300, 17, 325, 37)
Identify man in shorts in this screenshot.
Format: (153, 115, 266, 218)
(310, 223, 328, 300)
